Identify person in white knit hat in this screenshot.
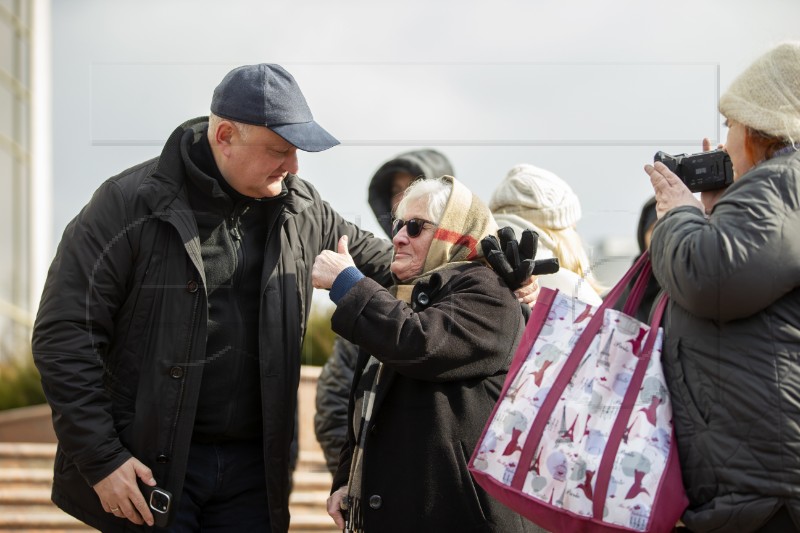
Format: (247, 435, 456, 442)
(489, 163, 603, 305)
(644, 41, 800, 532)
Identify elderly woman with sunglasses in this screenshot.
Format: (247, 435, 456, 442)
(312, 176, 540, 533)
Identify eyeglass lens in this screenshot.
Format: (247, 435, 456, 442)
(392, 218, 428, 238)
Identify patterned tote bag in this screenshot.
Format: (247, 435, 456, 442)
(469, 253, 687, 533)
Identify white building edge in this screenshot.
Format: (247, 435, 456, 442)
(1, 0, 50, 359)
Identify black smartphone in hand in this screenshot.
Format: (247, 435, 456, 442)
(138, 480, 173, 528)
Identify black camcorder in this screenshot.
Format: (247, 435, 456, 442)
(653, 149, 734, 192)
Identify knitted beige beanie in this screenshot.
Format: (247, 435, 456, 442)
(489, 163, 581, 230)
(719, 41, 800, 143)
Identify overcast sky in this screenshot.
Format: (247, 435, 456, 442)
(49, 0, 800, 286)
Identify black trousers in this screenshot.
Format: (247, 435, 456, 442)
(156, 440, 270, 532)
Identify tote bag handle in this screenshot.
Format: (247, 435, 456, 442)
(622, 256, 653, 317)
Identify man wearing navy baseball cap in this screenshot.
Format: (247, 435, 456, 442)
(211, 63, 339, 153)
(32, 63, 394, 532)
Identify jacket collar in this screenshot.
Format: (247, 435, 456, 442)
(141, 116, 315, 219)
(136, 117, 314, 282)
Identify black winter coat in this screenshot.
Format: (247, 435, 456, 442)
(315, 148, 455, 474)
(32, 117, 393, 532)
(330, 263, 539, 532)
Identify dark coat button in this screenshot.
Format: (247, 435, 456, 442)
(186, 280, 199, 293)
(416, 292, 430, 306)
(368, 494, 382, 509)
(156, 454, 169, 464)
(169, 366, 184, 379)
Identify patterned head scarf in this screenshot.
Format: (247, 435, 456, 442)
(404, 175, 498, 278)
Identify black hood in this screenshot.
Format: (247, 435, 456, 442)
(367, 149, 454, 236)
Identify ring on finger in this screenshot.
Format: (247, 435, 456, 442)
(110, 506, 120, 512)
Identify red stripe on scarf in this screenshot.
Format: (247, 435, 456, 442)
(434, 228, 479, 260)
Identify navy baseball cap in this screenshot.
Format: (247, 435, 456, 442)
(210, 64, 340, 152)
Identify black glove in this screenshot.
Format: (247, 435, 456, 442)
(481, 227, 560, 290)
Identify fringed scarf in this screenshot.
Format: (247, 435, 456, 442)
(344, 176, 497, 532)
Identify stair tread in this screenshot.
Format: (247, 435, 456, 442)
(0, 511, 91, 525)
(0, 468, 53, 482)
(292, 471, 332, 481)
(0, 486, 51, 494)
(0, 442, 57, 458)
(289, 513, 339, 525)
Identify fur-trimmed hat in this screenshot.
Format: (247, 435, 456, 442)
(719, 41, 800, 143)
(489, 164, 581, 230)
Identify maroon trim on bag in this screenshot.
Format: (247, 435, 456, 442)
(468, 288, 557, 470)
(622, 259, 652, 316)
(508, 288, 557, 378)
(592, 292, 669, 519)
(606, 252, 652, 309)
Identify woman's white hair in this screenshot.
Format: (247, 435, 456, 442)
(395, 177, 452, 223)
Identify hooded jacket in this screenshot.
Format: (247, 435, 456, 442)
(367, 149, 455, 236)
(315, 149, 453, 473)
(32, 117, 393, 532)
(650, 150, 800, 531)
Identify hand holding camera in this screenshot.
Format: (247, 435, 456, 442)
(653, 148, 733, 193)
(647, 138, 732, 218)
(644, 161, 705, 219)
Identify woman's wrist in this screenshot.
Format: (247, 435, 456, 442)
(330, 266, 364, 303)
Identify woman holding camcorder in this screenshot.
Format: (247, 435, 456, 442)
(644, 41, 800, 532)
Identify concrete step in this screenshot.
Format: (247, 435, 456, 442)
(288, 513, 339, 532)
(292, 470, 333, 491)
(0, 510, 94, 530)
(291, 490, 332, 506)
(297, 450, 330, 473)
(0, 467, 53, 486)
(0, 486, 52, 505)
(0, 442, 57, 469)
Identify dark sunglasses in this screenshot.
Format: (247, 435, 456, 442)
(392, 218, 437, 238)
